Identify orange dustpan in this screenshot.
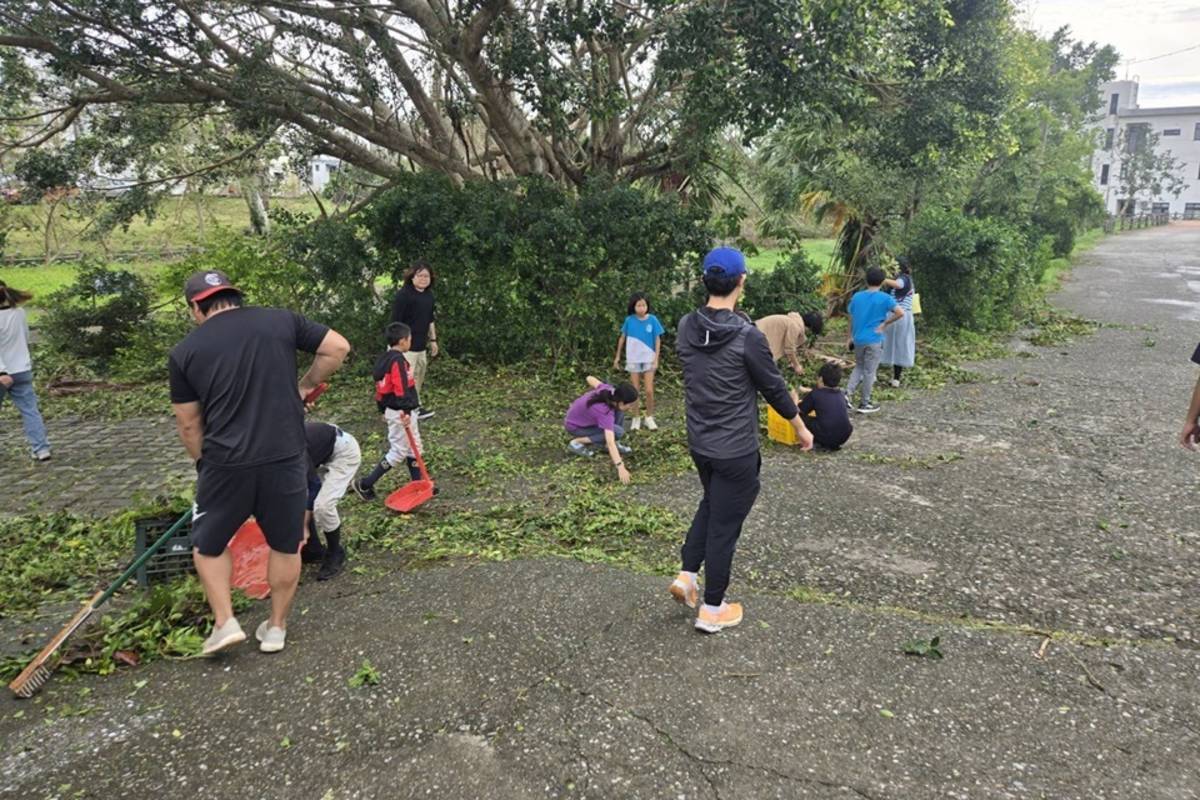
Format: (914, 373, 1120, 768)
(385, 413, 436, 513)
(228, 519, 271, 599)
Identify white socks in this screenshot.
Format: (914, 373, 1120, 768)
(680, 571, 698, 586)
(701, 602, 726, 615)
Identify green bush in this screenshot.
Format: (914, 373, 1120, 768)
(740, 249, 823, 319)
(365, 174, 713, 364)
(40, 262, 153, 370)
(903, 207, 1036, 331)
(114, 177, 712, 375)
(161, 214, 385, 368)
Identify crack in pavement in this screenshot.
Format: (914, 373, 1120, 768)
(558, 677, 885, 800)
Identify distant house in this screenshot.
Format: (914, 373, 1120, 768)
(307, 155, 341, 193)
(1091, 80, 1200, 218)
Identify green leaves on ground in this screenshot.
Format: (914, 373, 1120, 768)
(348, 660, 381, 688)
(901, 636, 944, 659)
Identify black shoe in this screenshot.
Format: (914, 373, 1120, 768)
(300, 539, 327, 564)
(856, 403, 881, 414)
(352, 478, 377, 501)
(417, 407, 435, 421)
(316, 546, 346, 581)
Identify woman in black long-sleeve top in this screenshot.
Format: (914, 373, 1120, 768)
(389, 261, 438, 419)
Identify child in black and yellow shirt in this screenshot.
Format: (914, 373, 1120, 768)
(352, 322, 426, 501)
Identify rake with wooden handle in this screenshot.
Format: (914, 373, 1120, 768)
(8, 509, 193, 698)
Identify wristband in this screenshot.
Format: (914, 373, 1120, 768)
(613, 461, 623, 468)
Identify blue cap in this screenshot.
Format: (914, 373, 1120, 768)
(702, 246, 747, 278)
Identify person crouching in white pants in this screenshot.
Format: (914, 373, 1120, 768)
(304, 422, 362, 580)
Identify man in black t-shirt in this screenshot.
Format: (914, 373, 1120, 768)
(1180, 343, 1200, 451)
(169, 270, 350, 656)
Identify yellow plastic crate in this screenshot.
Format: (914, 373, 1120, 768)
(766, 405, 797, 445)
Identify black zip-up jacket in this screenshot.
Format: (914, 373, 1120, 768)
(373, 350, 420, 413)
(676, 306, 799, 459)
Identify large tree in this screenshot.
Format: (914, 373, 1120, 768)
(0, 0, 907, 193)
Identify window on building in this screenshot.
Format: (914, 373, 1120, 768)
(1117, 199, 1134, 216)
(1186, 203, 1200, 220)
(1152, 202, 1170, 215)
(1195, 122, 1200, 140)
(1109, 93, 1119, 114)
(1099, 164, 1110, 185)
(1163, 129, 1181, 136)
(1104, 128, 1114, 149)
(1125, 123, 1149, 153)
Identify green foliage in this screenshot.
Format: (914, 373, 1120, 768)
(365, 174, 712, 364)
(901, 635, 944, 659)
(741, 249, 824, 318)
(348, 659, 381, 688)
(0, 0, 911, 193)
(40, 262, 153, 370)
(903, 207, 1035, 331)
(161, 212, 384, 369)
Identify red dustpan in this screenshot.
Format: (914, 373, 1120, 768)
(385, 413, 436, 513)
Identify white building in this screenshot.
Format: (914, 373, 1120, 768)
(307, 155, 341, 193)
(1091, 80, 1200, 218)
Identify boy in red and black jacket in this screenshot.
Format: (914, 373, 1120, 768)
(352, 323, 425, 501)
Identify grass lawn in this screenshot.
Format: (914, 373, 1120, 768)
(746, 239, 838, 274)
(2, 194, 323, 262)
(1039, 228, 1105, 290)
(0, 260, 172, 322)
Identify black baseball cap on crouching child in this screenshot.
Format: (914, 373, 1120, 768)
(184, 270, 240, 304)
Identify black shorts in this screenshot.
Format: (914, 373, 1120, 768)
(192, 456, 307, 557)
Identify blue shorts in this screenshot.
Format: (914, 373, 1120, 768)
(626, 362, 655, 374)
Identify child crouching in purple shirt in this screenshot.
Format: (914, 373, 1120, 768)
(564, 375, 639, 484)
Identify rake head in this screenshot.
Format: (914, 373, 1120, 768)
(7, 592, 101, 699)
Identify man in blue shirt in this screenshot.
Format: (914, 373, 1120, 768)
(845, 267, 904, 413)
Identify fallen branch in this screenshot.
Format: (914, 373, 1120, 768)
(47, 379, 141, 396)
(1034, 636, 1051, 660)
(1065, 648, 1106, 693)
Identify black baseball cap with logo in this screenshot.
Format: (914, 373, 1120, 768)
(184, 270, 240, 304)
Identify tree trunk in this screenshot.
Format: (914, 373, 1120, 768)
(241, 176, 270, 236)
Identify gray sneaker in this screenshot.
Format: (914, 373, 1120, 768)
(255, 621, 287, 653)
(202, 618, 246, 655)
(856, 403, 881, 414)
(567, 441, 595, 457)
(616, 443, 632, 455)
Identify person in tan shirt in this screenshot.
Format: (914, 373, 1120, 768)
(754, 311, 824, 376)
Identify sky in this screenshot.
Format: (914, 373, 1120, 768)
(1019, 0, 1200, 108)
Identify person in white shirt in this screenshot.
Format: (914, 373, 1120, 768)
(0, 281, 50, 461)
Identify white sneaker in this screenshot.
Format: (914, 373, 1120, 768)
(630, 417, 642, 431)
(889, 379, 900, 388)
(202, 618, 246, 655)
(255, 621, 287, 653)
(644, 416, 658, 431)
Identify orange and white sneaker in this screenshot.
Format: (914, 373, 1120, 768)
(669, 573, 700, 609)
(694, 602, 743, 634)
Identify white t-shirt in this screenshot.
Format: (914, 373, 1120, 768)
(0, 307, 32, 375)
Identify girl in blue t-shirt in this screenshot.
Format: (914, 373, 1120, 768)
(612, 292, 665, 431)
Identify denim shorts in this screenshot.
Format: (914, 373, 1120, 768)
(626, 362, 655, 374)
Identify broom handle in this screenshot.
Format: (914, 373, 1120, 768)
(97, 509, 194, 607)
(402, 414, 430, 481)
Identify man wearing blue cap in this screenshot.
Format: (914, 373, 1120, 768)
(671, 247, 813, 633)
